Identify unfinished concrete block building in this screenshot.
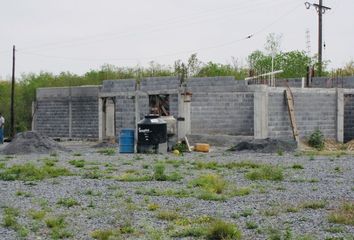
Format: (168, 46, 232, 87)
(33, 76, 354, 145)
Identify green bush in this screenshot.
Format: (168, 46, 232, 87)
(153, 163, 167, 181)
(308, 129, 325, 150)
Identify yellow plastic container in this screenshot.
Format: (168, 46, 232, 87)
(195, 143, 210, 152)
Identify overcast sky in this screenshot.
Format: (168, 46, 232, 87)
(0, 0, 353, 79)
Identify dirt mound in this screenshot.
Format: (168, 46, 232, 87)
(228, 138, 297, 153)
(1, 131, 68, 155)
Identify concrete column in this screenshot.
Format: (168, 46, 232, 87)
(254, 85, 268, 139)
(98, 98, 103, 141)
(31, 101, 36, 131)
(336, 88, 344, 142)
(177, 91, 192, 140)
(68, 99, 72, 139)
(105, 99, 115, 139)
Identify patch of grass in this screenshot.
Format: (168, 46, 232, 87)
(147, 203, 160, 211)
(172, 226, 207, 238)
(153, 163, 167, 181)
(190, 173, 226, 194)
(240, 209, 253, 217)
(2, 207, 29, 237)
(0, 162, 5, 168)
(69, 159, 85, 168)
(245, 165, 284, 181)
(84, 189, 102, 196)
(82, 170, 104, 179)
(45, 215, 72, 239)
(91, 229, 121, 240)
(97, 148, 116, 156)
(45, 215, 66, 228)
(301, 200, 326, 210)
(325, 226, 344, 233)
(136, 187, 192, 198)
(156, 210, 180, 221)
(277, 149, 284, 156)
(0, 163, 72, 181)
(42, 158, 58, 167)
(328, 202, 354, 225)
(292, 164, 304, 170)
(116, 171, 152, 182)
(57, 197, 80, 208)
(206, 219, 242, 240)
(15, 191, 32, 197)
(72, 152, 82, 156)
(28, 209, 46, 220)
(194, 161, 220, 170)
(224, 160, 261, 169)
(245, 221, 258, 229)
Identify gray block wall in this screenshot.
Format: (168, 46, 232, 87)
(191, 92, 254, 135)
(187, 76, 243, 92)
(35, 86, 99, 139)
(344, 94, 354, 142)
(268, 89, 337, 139)
(115, 96, 136, 134)
(71, 97, 99, 138)
(35, 100, 70, 138)
(101, 79, 136, 92)
(140, 77, 180, 92)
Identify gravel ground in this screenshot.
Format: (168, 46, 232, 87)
(0, 141, 353, 240)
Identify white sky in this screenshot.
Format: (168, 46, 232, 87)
(0, 0, 353, 79)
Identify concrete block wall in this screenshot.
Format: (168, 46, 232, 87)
(274, 78, 303, 88)
(311, 77, 354, 88)
(101, 79, 136, 92)
(35, 100, 70, 138)
(191, 92, 254, 135)
(187, 76, 242, 92)
(344, 93, 354, 142)
(71, 97, 99, 138)
(115, 95, 135, 134)
(268, 88, 337, 139)
(35, 86, 99, 139)
(140, 77, 180, 92)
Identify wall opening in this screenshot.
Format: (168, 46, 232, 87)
(149, 94, 170, 116)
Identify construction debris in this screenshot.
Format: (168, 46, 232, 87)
(1, 131, 68, 155)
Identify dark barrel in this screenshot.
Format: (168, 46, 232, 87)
(119, 128, 135, 153)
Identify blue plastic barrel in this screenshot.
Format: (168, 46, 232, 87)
(119, 128, 135, 153)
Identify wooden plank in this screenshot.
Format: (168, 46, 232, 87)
(184, 136, 192, 152)
(284, 88, 300, 143)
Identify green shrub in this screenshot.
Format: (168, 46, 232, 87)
(308, 129, 325, 150)
(206, 220, 242, 240)
(153, 163, 167, 181)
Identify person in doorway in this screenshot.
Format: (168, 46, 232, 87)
(0, 113, 4, 144)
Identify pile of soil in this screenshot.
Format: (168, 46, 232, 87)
(1, 131, 68, 155)
(228, 138, 297, 153)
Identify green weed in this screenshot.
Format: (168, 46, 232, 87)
(245, 165, 284, 181)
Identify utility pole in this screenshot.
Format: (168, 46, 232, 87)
(10, 45, 15, 138)
(305, 0, 331, 77)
